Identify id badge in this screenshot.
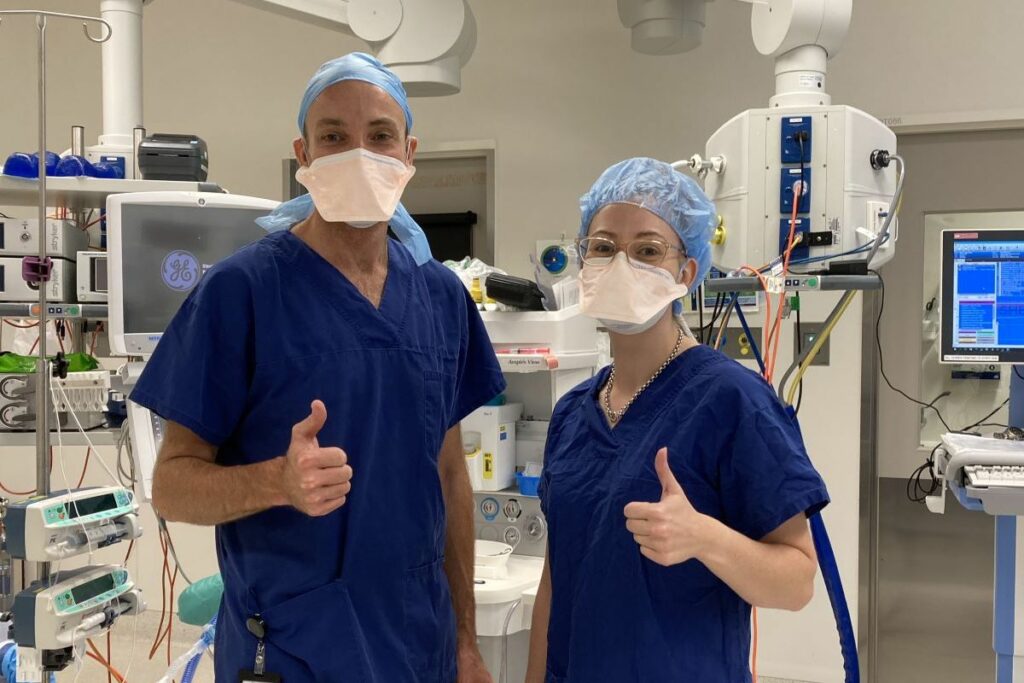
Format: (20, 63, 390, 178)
(238, 672, 282, 683)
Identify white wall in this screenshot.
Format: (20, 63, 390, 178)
(3, 0, 1024, 275)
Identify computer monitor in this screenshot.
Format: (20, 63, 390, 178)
(940, 229, 1024, 364)
(107, 191, 279, 357)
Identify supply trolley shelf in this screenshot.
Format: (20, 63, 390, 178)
(703, 273, 881, 294)
(0, 175, 223, 212)
(495, 351, 600, 374)
(2, 429, 120, 448)
(0, 303, 108, 319)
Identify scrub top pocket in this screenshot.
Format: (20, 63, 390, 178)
(402, 556, 457, 681)
(260, 580, 375, 682)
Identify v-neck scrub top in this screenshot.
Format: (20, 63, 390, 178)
(538, 344, 829, 682)
(131, 230, 505, 682)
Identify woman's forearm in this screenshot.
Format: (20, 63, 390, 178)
(696, 515, 816, 611)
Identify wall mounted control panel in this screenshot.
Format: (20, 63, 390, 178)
(474, 491, 546, 558)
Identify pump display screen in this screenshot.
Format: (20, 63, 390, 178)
(68, 494, 119, 519)
(941, 229, 1024, 363)
(70, 573, 116, 604)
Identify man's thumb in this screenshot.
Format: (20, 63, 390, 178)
(294, 400, 327, 441)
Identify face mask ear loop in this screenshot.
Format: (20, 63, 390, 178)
(673, 256, 696, 340)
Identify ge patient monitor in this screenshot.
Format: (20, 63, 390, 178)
(107, 191, 279, 501)
(107, 191, 278, 357)
(941, 229, 1024, 364)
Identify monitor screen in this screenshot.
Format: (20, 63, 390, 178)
(68, 493, 119, 519)
(91, 255, 108, 293)
(108, 193, 277, 356)
(941, 229, 1024, 364)
(70, 573, 116, 605)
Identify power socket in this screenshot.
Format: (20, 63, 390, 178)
(795, 323, 831, 366)
(866, 201, 895, 249)
(718, 327, 763, 362)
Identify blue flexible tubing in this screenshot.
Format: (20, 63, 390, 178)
(808, 512, 860, 682)
(731, 299, 766, 376)
(776, 409, 857, 681)
(181, 652, 202, 683)
(181, 616, 217, 683)
(728, 285, 855, 680)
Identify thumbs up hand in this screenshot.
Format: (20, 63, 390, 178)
(623, 448, 710, 567)
(281, 400, 353, 517)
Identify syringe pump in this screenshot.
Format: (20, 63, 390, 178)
(4, 487, 141, 562)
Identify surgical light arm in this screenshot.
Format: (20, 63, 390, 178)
(619, 0, 852, 106)
(93, 0, 473, 177)
(227, 0, 477, 96)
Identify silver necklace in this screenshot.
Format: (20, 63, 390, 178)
(602, 328, 684, 425)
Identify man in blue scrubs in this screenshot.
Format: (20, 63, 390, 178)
(131, 53, 505, 682)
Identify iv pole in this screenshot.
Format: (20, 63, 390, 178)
(0, 11, 112, 585)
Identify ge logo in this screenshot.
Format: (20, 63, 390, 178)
(161, 251, 201, 292)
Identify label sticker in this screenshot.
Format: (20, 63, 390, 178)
(799, 74, 824, 88)
(483, 453, 494, 479)
(161, 251, 201, 292)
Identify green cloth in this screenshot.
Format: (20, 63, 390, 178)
(0, 352, 99, 374)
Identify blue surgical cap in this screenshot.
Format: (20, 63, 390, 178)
(298, 52, 413, 134)
(579, 157, 717, 288)
(256, 52, 432, 265)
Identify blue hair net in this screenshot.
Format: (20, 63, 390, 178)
(579, 157, 717, 289)
(256, 52, 432, 265)
(298, 52, 413, 134)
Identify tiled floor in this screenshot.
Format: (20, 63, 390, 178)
(47, 613, 813, 683)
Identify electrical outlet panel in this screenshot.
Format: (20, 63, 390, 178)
(780, 168, 811, 214)
(781, 116, 812, 164)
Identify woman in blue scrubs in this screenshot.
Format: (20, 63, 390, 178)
(525, 158, 830, 683)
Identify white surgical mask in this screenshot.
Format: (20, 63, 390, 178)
(580, 253, 690, 335)
(295, 147, 415, 228)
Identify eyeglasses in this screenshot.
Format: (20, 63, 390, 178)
(575, 236, 686, 268)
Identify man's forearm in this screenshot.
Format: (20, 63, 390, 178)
(152, 456, 287, 525)
(442, 459, 478, 644)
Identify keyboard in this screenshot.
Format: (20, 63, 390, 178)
(928, 433, 1024, 515)
(965, 465, 1024, 488)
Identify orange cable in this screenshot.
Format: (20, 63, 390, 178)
(86, 640, 126, 683)
(90, 322, 104, 357)
(2, 319, 39, 329)
(149, 529, 171, 659)
(168, 563, 179, 666)
(106, 631, 113, 683)
(0, 481, 35, 496)
(752, 607, 759, 681)
(766, 187, 803, 381)
(76, 448, 92, 488)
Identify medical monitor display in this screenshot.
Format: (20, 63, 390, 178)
(68, 494, 119, 520)
(70, 573, 116, 605)
(108, 193, 277, 356)
(940, 229, 1024, 364)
